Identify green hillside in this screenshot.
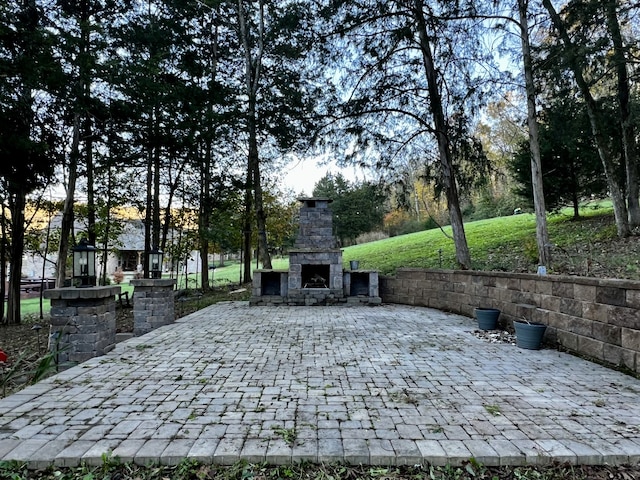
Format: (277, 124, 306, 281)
(340, 203, 626, 277)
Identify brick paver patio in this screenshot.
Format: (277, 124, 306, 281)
(1, 302, 639, 468)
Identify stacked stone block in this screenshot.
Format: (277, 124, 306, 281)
(251, 270, 288, 304)
(343, 270, 382, 305)
(44, 286, 119, 369)
(380, 268, 640, 374)
(130, 279, 177, 336)
(294, 198, 336, 249)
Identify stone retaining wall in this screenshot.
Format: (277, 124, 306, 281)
(380, 269, 640, 374)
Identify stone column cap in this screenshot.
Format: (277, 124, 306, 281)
(130, 279, 177, 288)
(44, 286, 121, 300)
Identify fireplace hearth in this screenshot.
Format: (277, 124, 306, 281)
(250, 197, 381, 306)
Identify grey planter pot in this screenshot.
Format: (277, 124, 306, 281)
(514, 321, 547, 350)
(474, 308, 500, 330)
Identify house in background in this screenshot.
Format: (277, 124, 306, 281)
(105, 219, 146, 275)
(18, 214, 208, 284)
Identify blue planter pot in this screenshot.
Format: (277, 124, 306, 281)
(514, 321, 547, 350)
(474, 308, 500, 330)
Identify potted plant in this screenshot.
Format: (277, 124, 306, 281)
(474, 307, 500, 330)
(513, 318, 547, 350)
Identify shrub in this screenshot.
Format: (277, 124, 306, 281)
(355, 231, 389, 244)
(113, 268, 124, 284)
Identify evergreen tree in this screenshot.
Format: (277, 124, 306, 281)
(0, 0, 59, 322)
(317, 0, 497, 268)
(541, 0, 639, 236)
(313, 173, 387, 246)
(511, 97, 607, 217)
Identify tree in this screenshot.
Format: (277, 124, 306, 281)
(511, 96, 607, 217)
(473, 1, 553, 266)
(318, 1, 498, 269)
(263, 187, 298, 255)
(313, 173, 387, 246)
(541, 0, 635, 237)
(603, 0, 639, 227)
(22, 199, 63, 316)
(199, 174, 244, 289)
(475, 94, 528, 218)
(517, 0, 552, 267)
(233, 0, 323, 280)
(52, 0, 117, 287)
(0, 0, 58, 322)
(108, 0, 211, 278)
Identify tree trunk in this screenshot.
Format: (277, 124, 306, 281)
(152, 130, 161, 251)
(86, 133, 96, 245)
(519, 0, 551, 268)
(79, 0, 95, 248)
(605, 0, 640, 228)
(249, 111, 271, 269)
(542, 0, 630, 237)
(199, 10, 220, 290)
(144, 129, 153, 277)
(572, 191, 580, 220)
(200, 142, 212, 291)
(56, 113, 81, 288)
(238, 0, 271, 274)
(242, 163, 253, 284)
(100, 158, 114, 285)
(7, 189, 26, 324)
(40, 206, 52, 318)
(0, 202, 7, 322)
(413, 0, 471, 269)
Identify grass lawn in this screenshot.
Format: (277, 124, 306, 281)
(342, 202, 616, 275)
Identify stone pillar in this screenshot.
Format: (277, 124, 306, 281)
(44, 286, 120, 370)
(130, 279, 177, 336)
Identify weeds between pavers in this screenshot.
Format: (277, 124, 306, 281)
(1, 457, 639, 480)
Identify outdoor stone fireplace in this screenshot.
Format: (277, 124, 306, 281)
(250, 197, 381, 306)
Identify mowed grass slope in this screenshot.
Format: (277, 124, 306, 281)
(340, 203, 630, 277)
(342, 213, 537, 274)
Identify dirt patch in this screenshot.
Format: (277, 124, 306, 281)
(472, 328, 517, 345)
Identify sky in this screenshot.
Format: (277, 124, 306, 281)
(281, 156, 363, 197)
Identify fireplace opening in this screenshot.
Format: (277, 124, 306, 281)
(301, 264, 330, 288)
(350, 272, 369, 296)
(261, 272, 282, 295)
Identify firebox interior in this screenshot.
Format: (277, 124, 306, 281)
(302, 264, 330, 288)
